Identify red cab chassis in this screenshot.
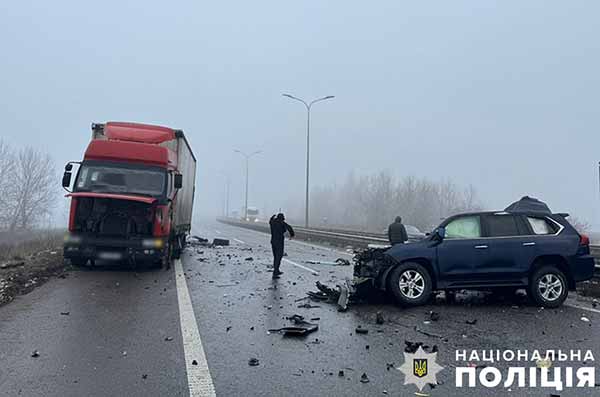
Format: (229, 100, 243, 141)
(62, 122, 196, 267)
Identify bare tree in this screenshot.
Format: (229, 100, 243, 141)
(568, 216, 591, 234)
(295, 171, 485, 233)
(6, 147, 56, 231)
(0, 140, 14, 230)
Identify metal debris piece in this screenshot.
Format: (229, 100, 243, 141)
(355, 326, 369, 335)
(270, 314, 319, 336)
(213, 238, 230, 246)
(297, 302, 321, 309)
(165, 336, 174, 341)
(142, 374, 148, 379)
(466, 319, 477, 325)
(307, 291, 329, 301)
(305, 258, 351, 266)
(31, 350, 40, 358)
(338, 370, 345, 377)
(245, 257, 254, 261)
(60, 311, 70, 316)
(248, 358, 260, 366)
(360, 373, 370, 383)
(414, 326, 442, 338)
(192, 360, 198, 365)
(337, 282, 349, 312)
(428, 311, 440, 322)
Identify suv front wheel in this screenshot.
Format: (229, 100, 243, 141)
(528, 266, 568, 308)
(388, 262, 432, 307)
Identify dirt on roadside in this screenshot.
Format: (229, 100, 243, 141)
(0, 249, 66, 307)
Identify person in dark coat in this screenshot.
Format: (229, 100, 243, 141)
(269, 213, 295, 278)
(388, 216, 408, 245)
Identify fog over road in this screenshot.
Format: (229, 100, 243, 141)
(0, 221, 598, 396)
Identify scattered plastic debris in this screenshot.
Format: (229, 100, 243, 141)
(428, 311, 440, 322)
(213, 238, 230, 247)
(355, 326, 369, 335)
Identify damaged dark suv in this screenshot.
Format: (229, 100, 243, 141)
(354, 197, 595, 308)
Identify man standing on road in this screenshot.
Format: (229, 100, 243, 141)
(388, 216, 408, 245)
(269, 213, 295, 279)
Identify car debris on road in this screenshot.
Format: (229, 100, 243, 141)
(268, 314, 319, 336)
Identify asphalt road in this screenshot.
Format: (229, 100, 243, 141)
(0, 220, 598, 396)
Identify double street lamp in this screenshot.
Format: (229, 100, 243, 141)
(234, 149, 262, 221)
(282, 93, 335, 228)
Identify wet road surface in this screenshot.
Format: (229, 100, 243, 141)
(0, 220, 598, 396)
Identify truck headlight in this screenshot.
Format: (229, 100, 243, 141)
(64, 234, 82, 244)
(142, 239, 164, 249)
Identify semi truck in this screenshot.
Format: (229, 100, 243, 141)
(62, 121, 196, 268)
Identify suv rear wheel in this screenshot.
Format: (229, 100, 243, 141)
(388, 262, 432, 307)
(528, 266, 568, 308)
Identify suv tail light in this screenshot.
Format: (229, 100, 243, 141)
(580, 234, 590, 246)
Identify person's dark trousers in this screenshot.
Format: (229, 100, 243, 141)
(271, 242, 284, 273)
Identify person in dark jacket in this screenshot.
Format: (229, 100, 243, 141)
(388, 216, 408, 245)
(269, 213, 295, 278)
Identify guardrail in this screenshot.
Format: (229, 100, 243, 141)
(217, 218, 600, 277)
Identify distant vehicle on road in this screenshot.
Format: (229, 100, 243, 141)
(245, 207, 260, 222)
(382, 224, 426, 242)
(62, 122, 196, 268)
(356, 197, 595, 308)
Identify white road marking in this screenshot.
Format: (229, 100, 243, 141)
(565, 302, 600, 314)
(282, 258, 319, 275)
(174, 259, 216, 397)
(233, 238, 246, 244)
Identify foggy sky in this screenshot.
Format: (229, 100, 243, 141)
(1, 1, 599, 228)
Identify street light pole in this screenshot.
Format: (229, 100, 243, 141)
(234, 149, 262, 221)
(282, 93, 335, 228)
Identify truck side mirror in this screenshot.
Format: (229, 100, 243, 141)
(65, 163, 73, 172)
(174, 174, 183, 189)
(62, 172, 72, 188)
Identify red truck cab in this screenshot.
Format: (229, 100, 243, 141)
(62, 122, 196, 268)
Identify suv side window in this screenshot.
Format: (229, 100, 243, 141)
(486, 214, 520, 237)
(527, 217, 556, 235)
(445, 216, 481, 239)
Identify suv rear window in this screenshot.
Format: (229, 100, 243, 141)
(527, 217, 557, 235)
(486, 215, 519, 237)
(445, 216, 481, 239)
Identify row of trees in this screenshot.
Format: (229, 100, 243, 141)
(0, 140, 56, 232)
(289, 172, 484, 232)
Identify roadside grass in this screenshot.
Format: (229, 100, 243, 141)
(0, 229, 64, 262)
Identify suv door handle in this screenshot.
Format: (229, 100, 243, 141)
(522, 242, 536, 246)
(474, 245, 488, 249)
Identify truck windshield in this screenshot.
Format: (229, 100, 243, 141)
(75, 164, 166, 197)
